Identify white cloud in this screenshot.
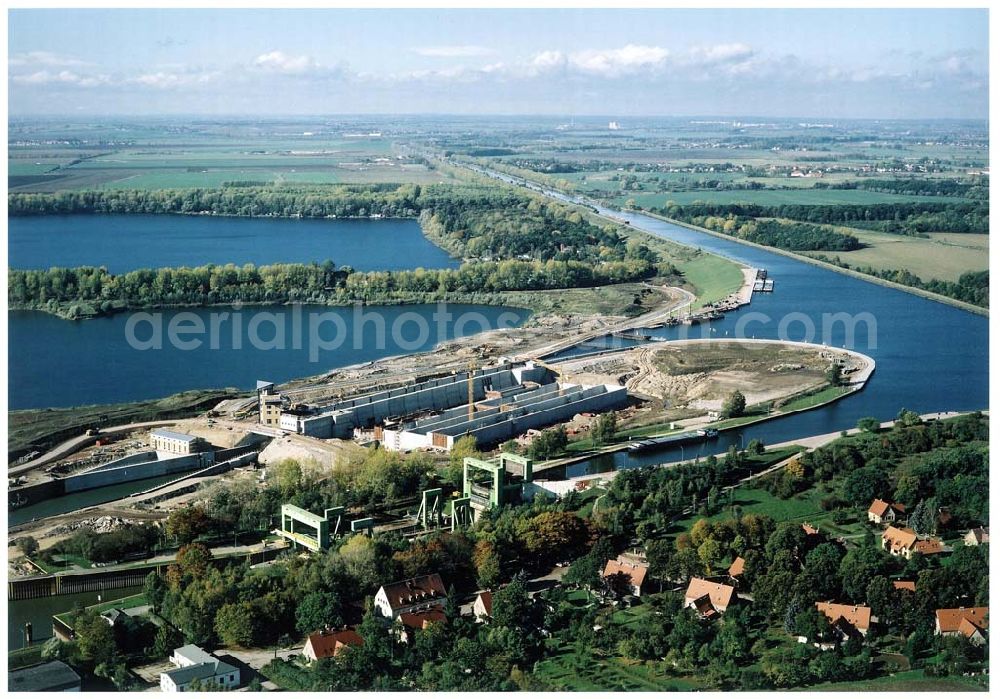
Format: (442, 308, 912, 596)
(567, 44, 670, 76)
(11, 69, 109, 87)
(130, 69, 220, 89)
(414, 45, 495, 58)
(9, 51, 90, 68)
(253, 50, 318, 74)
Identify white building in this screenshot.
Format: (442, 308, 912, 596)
(160, 645, 239, 693)
(151, 429, 207, 456)
(374, 574, 447, 619)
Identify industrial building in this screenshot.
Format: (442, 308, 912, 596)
(151, 428, 209, 456)
(257, 380, 286, 428)
(267, 361, 627, 452)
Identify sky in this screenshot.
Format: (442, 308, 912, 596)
(7, 8, 990, 119)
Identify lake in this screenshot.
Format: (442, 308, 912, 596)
(8, 214, 458, 272)
(9, 303, 530, 409)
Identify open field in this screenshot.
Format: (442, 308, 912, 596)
(806, 669, 987, 692)
(801, 229, 988, 283)
(614, 188, 963, 208)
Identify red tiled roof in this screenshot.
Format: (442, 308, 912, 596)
(304, 629, 362, 659)
(685, 578, 736, 616)
(883, 526, 917, 550)
(802, 523, 820, 536)
(893, 580, 916, 592)
(397, 605, 447, 630)
(936, 607, 989, 636)
(914, 538, 946, 555)
(380, 574, 447, 612)
(868, 499, 890, 516)
(603, 557, 648, 589)
(816, 602, 872, 632)
(476, 591, 493, 616)
(728, 556, 746, 577)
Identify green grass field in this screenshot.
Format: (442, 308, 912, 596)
(669, 486, 827, 536)
(801, 229, 988, 284)
(806, 669, 988, 692)
(678, 254, 746, 305)
(616, 189, 962, 208)
(533, 640, 703, 691)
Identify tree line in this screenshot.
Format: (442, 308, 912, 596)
(656, 201, 988, 237)
(684, 214, 863, 252)
(9, 183, 666, 316)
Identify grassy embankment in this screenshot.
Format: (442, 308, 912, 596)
(635, 209, 988, 316)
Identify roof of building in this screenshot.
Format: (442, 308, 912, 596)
(398, 605, 447, 630)
(476, 591, 493, 616)
(379, 574, 447, 612)
(603, 557, 649, 588)
(151, 428, 199, 443)
(883, 526, 918, 550)
(936, 607, 989, 635)
(684, 578, 736, 615)
(968, 527, 990, 544)
(802, 523, 820, 536)
(164, 646, 237, 686)
(815, 602, 872, 632)
(9, 661, 81, 692)
(256, 380, 276, 390)
(893, 580, 916, 592)
(728, 556, 746, 577)
(868, 499, 905, 517)
(304, 629, 363, 659)
(914, 538, 946, 555)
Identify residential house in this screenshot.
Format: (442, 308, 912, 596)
(935, 607, 989, 645)
(302, 629, 362, 663)
(684, 578, 736, 620)
(602, 556, 649, 597)
(373, 573, 447, 619)
(914, 538, 948, 556)
(882, 526, 918, 558)
(728, 556, 746, 582)
(473, 591, 493, 622)
(868, 499, 905, 525)
(893, 580, 916, 593)
(160, 645, 239, 693)
(815, 602, 872, 639)
(396, 605, 447, 643)
(965, 527, 990, 546)
(802, 523, 821, 537)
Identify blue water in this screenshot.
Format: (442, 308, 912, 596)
(9, 303, 530, 409)
(8, 214, 458, 273)
(547, 203, 989, 476)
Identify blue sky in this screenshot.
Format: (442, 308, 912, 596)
(8, 8, 989, 118)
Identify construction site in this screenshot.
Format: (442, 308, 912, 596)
(258, 360, 629, 452)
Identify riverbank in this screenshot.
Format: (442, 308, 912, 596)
(635, 209, 989, 317)
(533, 338, 875, 475)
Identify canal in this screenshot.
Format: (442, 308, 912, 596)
(8, 585, 143, 651)
(487, 174, 989, 476)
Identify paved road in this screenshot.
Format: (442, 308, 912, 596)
(10, 419, 179, 476)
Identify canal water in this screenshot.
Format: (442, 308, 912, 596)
(8, 585, 143, 651)
(9, 303, 531, 409)
(9, 471, 201, 526)
(526, 188, 988, 476)
(9, 214, 459, 273)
